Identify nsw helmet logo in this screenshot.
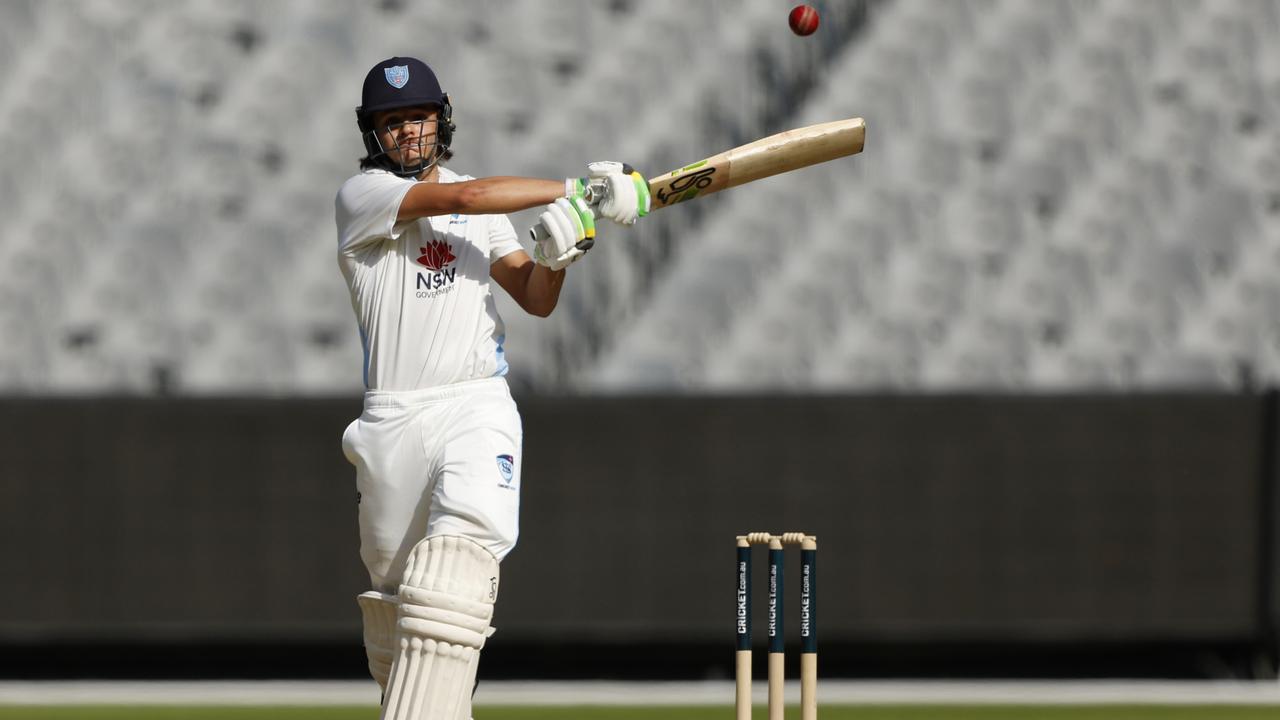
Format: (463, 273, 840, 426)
(417, 239, 456, 270)
(384, 65, 410, 89)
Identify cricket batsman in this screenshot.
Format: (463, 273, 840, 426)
(334, 56, 650, 719)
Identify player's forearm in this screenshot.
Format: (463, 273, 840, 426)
(398, 178, 564, 221)
(520, 264, 565, 318)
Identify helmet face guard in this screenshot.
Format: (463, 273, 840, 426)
(355, 57, 455, 178)
(359, 106, 453, 178)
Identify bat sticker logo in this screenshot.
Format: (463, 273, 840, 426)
(656, 166, 716, 205)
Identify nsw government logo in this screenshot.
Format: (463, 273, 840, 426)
(416, 239, 458, 298)
(496, 454, 515, 490)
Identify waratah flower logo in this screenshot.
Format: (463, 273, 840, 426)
(417, 240, 456, 270)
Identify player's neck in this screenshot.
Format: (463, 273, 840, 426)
(417, 165, 441, 183)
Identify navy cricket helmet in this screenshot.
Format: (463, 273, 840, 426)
(355, 57, 455, 177)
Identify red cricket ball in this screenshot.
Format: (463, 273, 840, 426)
(789, 4, 820, 36)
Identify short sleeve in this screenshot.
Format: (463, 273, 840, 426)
(335, 171, 415, 254)
(488, 213, 524, 264)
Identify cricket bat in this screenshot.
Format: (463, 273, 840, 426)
(648, 117, 865, 210)
(530, 118, 864, 246)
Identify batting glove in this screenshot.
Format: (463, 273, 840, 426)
(568, 161, 650, 226)
(530, 196, 596, 271)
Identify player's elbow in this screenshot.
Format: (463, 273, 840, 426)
(525, 299, 557, 318)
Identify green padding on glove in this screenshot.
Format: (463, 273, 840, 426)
(630, 172, 650, 217)
(569, 195, 596, 248)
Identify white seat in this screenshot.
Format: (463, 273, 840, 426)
(1138, 352, 1240, 389)
(923, 313, 1034, 390)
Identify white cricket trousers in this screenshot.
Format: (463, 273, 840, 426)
(341, 377, 523, 592)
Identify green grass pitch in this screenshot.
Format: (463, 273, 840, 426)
(2, 707, 1280, 720)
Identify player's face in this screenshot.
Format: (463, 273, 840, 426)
(373, 107, 439, 167)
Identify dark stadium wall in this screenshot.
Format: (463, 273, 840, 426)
(0, 394, 1275, 679)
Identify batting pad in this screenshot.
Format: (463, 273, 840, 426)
(357, 590, 399, 691)
(381, 535, 499, 720)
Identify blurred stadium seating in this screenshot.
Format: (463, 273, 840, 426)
(1, 0, 1277, 394)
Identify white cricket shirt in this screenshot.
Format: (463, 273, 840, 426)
(335, 167, 524, 391)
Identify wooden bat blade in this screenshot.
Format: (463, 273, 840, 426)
(647, 117, 865, 211)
